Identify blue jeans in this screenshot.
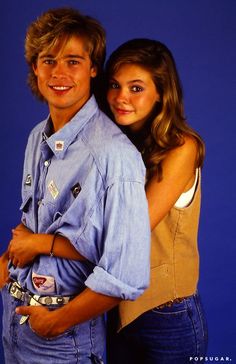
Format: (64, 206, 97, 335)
(107, 293, 208, 364)
(2, 286, 105, 364)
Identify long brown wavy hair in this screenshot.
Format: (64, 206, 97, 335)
(106, 38, 205, 181)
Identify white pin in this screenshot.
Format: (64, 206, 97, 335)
(48, 180, 59, 199)
(55, 140, 64, 151)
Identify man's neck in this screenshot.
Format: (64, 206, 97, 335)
(50, 110, 73, 133)
(49, 97, 90, 133)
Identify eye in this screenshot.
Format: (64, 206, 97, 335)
(44, 59, 55, 65)
(68, 60, 80, 65)
(130, 85, 144, 93)
(108, 82, 119, 89)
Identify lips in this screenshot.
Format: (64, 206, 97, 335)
(49, 85, 72, 91)
(114, 107, 133, 115)
(52, 86, 71, 90)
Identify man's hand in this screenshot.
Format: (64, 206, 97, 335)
(15, 305, 67, 338)
(15, 288, 121, 338)
(9, 224, 38, 268)
(0, 251, 10, 288)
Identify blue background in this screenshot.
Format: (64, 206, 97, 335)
(1, 0, 235, 362)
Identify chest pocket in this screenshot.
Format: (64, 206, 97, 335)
(21, 195, 32, 213)
(20, 193, 34, 230)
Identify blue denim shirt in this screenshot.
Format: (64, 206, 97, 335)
(9, 96, 150, 299)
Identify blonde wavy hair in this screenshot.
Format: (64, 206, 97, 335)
(25, 7, 106, 101)
(106, 39, 205, 181)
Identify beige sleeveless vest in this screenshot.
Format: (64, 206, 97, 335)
(118, 170, 201, 330)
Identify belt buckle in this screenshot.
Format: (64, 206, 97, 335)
(9, 282, 24, 301)
(9, 282, 17, 295)
(10, 284, 31, 325)
(9, 283, 15, 296)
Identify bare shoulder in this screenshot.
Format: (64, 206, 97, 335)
(168, 134, 198, 161)
(182, 134, 198, 152)
(161, 134, 198, 181)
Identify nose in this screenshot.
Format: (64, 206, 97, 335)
(114, 88, 129, 104)
(51, 61, 67, 78)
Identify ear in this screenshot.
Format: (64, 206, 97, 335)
(90, 65, 97, 78)
(32, 63, 38, 76)
(156, 91, 161, 102)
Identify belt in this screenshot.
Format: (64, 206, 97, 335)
(156, 297, 188, 309)
(9, 281, 73, 306)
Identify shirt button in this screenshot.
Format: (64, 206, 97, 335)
(44, 160, 50, 167)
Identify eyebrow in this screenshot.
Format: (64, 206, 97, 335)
(128, 79, 145, 84)
(111, 77, 145, 84)
(39, 54, 86, 60)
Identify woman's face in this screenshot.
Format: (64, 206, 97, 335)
(107, 63, 160, 132)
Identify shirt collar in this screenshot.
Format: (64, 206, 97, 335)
(42, 95, 98, 159)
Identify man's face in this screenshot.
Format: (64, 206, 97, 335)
(33, 35, 97, 120)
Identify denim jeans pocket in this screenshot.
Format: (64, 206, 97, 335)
(28, 320, 73, 341)
(151, 299, 188, 315)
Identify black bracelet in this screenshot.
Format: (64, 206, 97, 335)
(50, 234, 57, 257)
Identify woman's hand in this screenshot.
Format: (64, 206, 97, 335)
(8, 223, 87, 267)
(8, 223, 39, 268)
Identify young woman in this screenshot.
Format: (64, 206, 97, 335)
(106, 38, 208, 364)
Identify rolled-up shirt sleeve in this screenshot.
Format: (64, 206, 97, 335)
(11, 97, 151, 298)
(84, 180, 151, 300)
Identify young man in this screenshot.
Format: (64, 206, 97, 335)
(0, 7, 150, 364)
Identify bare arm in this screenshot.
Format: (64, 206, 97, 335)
(16, 288, 121, 337)
(8, 223, 85, 268)
(14, 137, 198, 337)
(146, 136, 198, 230)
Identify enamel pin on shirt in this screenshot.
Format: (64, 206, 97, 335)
(48, 180, 59, 199)
(55, 140, 64, 151)
(25, 174, 32, 186)
(71, 182, 81, 198)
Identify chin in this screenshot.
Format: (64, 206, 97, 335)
(115, 117, 133, 127)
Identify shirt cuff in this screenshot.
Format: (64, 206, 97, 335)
(85, 266, 148, 301)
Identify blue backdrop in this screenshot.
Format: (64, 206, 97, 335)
(1, 0, 235, 362)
